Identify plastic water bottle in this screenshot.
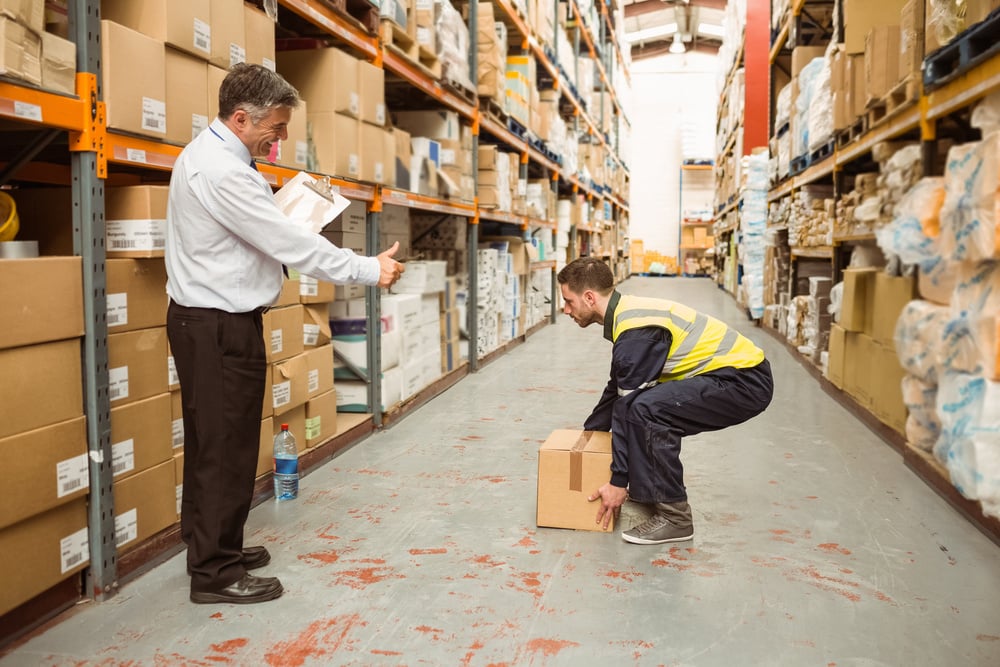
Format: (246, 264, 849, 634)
(273, 423, 299, 500)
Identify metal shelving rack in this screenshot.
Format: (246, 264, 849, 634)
(677, 164, 714, 277)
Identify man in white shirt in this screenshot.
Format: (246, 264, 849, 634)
(166, 63, 404, 604)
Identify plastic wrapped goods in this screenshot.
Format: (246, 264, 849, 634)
(902, 375, 940, 451)
(875, 177, 946, 267)
(939, 132, 1000, 262)
(807, 58, 833, 153)
(775, 83, 792, 130)
(895, 299, 949, 383)
(436, 0, 473, 91)
(793, 58, 824, 158)
(950, 261, 1000, 380)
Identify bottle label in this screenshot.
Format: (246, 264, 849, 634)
(274, 457, 298, 475)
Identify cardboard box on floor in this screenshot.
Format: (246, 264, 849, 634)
(274, 404, 306, 454)
(271, 352, 309, 417)
(537, 430, 614, 532)
(256, 416, 274, 477)
(303, 345, 335, 400)
(872, 341, 907, 434)
(264, 304, 305, 363)
(871, 272, 917, 347)
(843, 332, 876, 408)
(826, 324, 847, 389)
(0, 498, 89, 617)
(303, 304, 332, 349)
(305, 389, 338, 448)
(110, 393, 173, 482)
(173, 450, 184, 519)
(839, 268, 876, 334)
(108, 327, 170, 407)
(170, 389, 184, 449)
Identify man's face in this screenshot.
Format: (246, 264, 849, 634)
(234, 106, 291, 158)
(560, 283, 599, 328)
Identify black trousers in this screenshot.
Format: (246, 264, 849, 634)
(617, 359, 774, 504)
(167, 300, 267, 593)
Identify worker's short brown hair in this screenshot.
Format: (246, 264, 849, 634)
(557, 257, 615, 295)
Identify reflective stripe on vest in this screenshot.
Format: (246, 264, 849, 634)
(612, 294, 765, 381)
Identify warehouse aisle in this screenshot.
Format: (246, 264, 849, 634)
(4, 277, 1000, 666)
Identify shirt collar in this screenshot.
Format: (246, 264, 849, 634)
(208, 118, 253, 167)
(603, 290, 621, 342)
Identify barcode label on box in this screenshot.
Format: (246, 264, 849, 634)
(348, 153, 359, 176)
(374, 162, 384, 183)
(114, 508, 138, 547)
(272, 380, 291, 409)
(14, 100, 42, 122)
(230, 43, 246, 67)
(305, 415, 321, 440)
(60, 527, 89, 574)
(168, 355, 178, 387)
(300, 276, 318, 297)
(106, 219, 167, 252)
(263, 58, 276, 72)
(111, 439, 135, 477)
(193, 18, 211, 54)
(106, 293, 128, 327)
(349, 92, 359, 116)
(308, 369, 319, 394)
(441, 149, 456, 165)
(176, 483, 183, 516)
(108, 366, 129, 402)
(294, 141, 307, 166)
(375, 103, 386, 125)
(172, 417, 184, 448)
(270, 328, 284, 354)
(303, 324, 319, 347)
(192, 114, 208, 141)
(56, 453, 89, 498)
(142, 97, 167, 134)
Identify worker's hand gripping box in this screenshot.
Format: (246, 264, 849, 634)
(537, 430, 614, 532)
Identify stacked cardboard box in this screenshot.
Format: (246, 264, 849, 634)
(0, 256, 90, 616)
(478, 144, 513, 212)
(476, 3, 506, 105)
(789, 185, 834, 247)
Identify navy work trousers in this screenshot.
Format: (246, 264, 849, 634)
(618, 360, 774, 504)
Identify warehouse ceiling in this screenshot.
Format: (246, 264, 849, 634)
(623, 0, 726, 60)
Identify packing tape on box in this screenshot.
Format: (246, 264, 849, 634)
(569, 431, 595, 492)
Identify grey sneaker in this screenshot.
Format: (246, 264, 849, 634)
(619, 500, 658, 532)
(621, 501, 694, 545)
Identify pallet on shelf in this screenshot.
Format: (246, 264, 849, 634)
(836, 115, 866, 149)
(440, 63, 476, 106)
(318, 0, 379, 34)
(379, 18, 416, 59)
(866, 77, 919, 129)
(923, 7, 1000, 91)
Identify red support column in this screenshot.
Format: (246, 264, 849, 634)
(743, 0, 770, 153)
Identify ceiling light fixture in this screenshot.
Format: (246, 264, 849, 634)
(698, 22, 725, 38)
(669, 32, 686, 54)
(623, 22, 677, 44)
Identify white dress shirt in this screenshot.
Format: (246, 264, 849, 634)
(166, 118, 380, 312)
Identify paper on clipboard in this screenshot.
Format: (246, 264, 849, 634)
(272, 171, 352, 234)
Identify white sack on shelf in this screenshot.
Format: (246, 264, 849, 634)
(940, 133, 1000, 262)
(875, 177, 946, 267)
(895, 299, 949, 383)
(807, 58, 833, 153)
(950, 261, 1000, 380)
(902, 374, 940, 452)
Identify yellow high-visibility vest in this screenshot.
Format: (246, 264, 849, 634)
(612, 294, 765, 382)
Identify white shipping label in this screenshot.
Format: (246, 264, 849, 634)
(230, 43, 246, 67)
(300, 276, 318, 296)
(348, 153, 359, 176)
(294, 140, 307, 166)
(303, 324, 319, 347)
(168, 355, 178, 386)
(263, 58, 276, 72)
(172, 417, 184, 448)
(441, 149, 456, 165)
(375, 103, 386, 125)
(111, 439, 135, 477)
(270, 328, 284, 354)
(125, 148, 147, 163)
(193, 19, 211, 54)
(176, 483, 183, 516)
(374, 162, 384, 183)
(272, 380, 291, 409)
(305, 415, 321, 440)
(60, 527, 90, 574)
(108, 366, 129, 402)
(106, 219, 167, 252)
(349, 92, 360, 116)
(308, 369, 319, 394)
(518, 179, 527, 196)
(114, 508, 138, 547)
(106, 293, 128, 327)
(141, 97, 167, 134)
(14, 100, 42, 122)
(192, 114, 209, 141)
(56, 453, 89, 498)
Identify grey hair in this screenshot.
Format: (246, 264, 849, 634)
(218, 63, 300, 122)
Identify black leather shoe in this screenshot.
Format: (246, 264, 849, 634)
(241, 546, 271, 570)
(190, 574, 283, 604)
(186, 546, 271, 575)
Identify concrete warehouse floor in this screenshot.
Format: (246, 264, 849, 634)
(3, 277, 999, 666)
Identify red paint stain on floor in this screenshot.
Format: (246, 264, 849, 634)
(514, 535, 538, 549)
(371, 649, 403, 655)
(470, 554, 506, 568)
(805, 495, 819, 500)
(477, 475, 508, 484)
(978, 634, 1000, 641)
(525, 638, 579, 657)
(210, 612, 224, 620)
(602, 568, 644, 583)
(334, 563, 405, 590)
(355, 468, 392, 477)
(299, 550, 341, 565)
(651, 548, 719, 577)
(769, 480, 779, 485)
(508, 571, 545, 598)
(410, 548, 448, 555)
(415, 625, 445, 634)
(770, 529, 796, 544)
(461, 435, 484, 441)
(264, 614, 366, 666)
(817, 543, 852, 555)
(791, 565, 862, 602)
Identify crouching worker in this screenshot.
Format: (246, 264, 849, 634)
(556, 258, 774, 545)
